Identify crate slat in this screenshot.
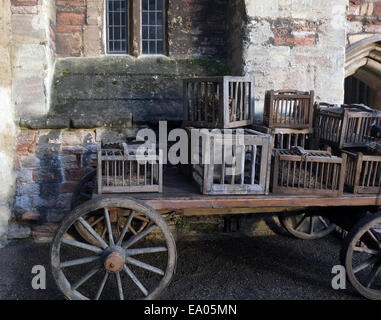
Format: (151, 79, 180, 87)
(315, 103, 381, 149)
(183, 76, 255, 129)
(252, 124, 313, 150)
(263, 90, 314, 129)
(343, 150, 381, 194)
(97, 143, 163, 194)
(186, 127, 272, 195)
(272, 148, 346, 196)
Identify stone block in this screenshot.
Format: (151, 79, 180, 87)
(12, 14, 46, 44)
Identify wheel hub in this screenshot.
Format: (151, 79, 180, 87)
(103, 247, 125, 273)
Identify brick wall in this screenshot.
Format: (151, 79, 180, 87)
(14, 128, 137, 240)
(56, 0, 86, 56)
(347, 0, 381, 45)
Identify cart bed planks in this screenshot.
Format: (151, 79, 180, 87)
(106, 167, 381, 212)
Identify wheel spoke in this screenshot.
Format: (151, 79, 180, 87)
(129, 226, 138, 235)
(71, 266, 101, 290)
(367, 229, 381, 247)
(94, 272, 109, 300)
(309, 216, 314, 235)
(353, 256, 380, 274)
(60, 256, 100, 268)
(78, 217, 108, 249)
(134, 215, 150, 222)
(122, 224, 157, 249)
(123, 265, 148, 296)
(90, 216, 104, 227)
(294, 214, 306, 231)
(353, 246, 380, 255)
(318, 216, 329, 229)
(116, 211, 135, 246)
(365, 263, 381, 288)
(125, 256, 164, 276)
(116, 272, 124, 300)
(104, 208, 115, 246)
(61, 238, 103, 254)
(127, 247, 168, 256)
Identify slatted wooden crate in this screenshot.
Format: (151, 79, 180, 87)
(252, 124, 313, 150)
(183, 76, 255, 129)
(263, 90, 314, 129)
(97, 142, 163, 194)
(187, 127, 272, 195)
(315, 103, 381, 149)
(343, 149, 381, 194)
(272, 148, 347, 196)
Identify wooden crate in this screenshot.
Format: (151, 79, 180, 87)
(187, 127, 272, 195)
(97, 142, 163, 194)
(315, 103, 381, 149)
(183, 76, 255, 129)
(252, 124, 313, 150)
(263, 90, 314, 129)
(343, 149, 381, 194)
(272, 148, 347, 196)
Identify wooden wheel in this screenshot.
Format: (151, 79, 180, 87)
(279, 212, 336, 240)
(51, 196, 177, 300)
(340, 213, 381, 300)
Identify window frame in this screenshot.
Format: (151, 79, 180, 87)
(140, 0, 167, 55)
(104, 0, 167, 56)
(105, 0, 130, 54)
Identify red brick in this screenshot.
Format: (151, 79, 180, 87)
(60, 182, 78, 193)
(64, 168, 84, 181)
(57, 12, 85, 26)
(10, 0, 37, 6)
(274, 36, 315, 47)
(56, 25, 82, 33)
(375, 3, 381, 17)
(16, 131, 37, 156)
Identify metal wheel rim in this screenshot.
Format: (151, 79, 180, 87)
(51, 196, 177, 300)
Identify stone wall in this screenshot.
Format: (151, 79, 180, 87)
(55, 0, 228, 60)
(239, 0, 348, 120)
(11, 0, 56, 121)
(347, 0, 381, 46)
(0, 1, 16, 243)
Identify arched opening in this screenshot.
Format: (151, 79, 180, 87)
(345, 36, 381, 109)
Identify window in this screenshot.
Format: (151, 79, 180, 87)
(106, 0, 165, 55)
(141, 0, 164, 54)
(106, 0, 128, 53)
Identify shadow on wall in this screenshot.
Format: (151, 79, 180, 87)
(18, 56, 230, 131)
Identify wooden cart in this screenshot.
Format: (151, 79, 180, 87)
(50, 165, 381, 301)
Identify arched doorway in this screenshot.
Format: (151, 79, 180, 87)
(345, 36, 381, 109)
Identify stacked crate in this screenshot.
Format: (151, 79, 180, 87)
(314, 103, 381, 194)
(253, 90, 315, 150)
(182, 76, 273, 195)
(252, 90, 349, 196)
(97, 141, 163, 194)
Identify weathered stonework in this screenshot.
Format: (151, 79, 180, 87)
(0, 1, 16, 244)
(347, 0, 381, 45)
(3, 0, 381, 242)
(19, 56, 229, 129)
(11, 0, 56, 121)
(238, 0, 348, 120)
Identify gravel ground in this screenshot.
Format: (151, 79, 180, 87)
(0, 232, 363, 300)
